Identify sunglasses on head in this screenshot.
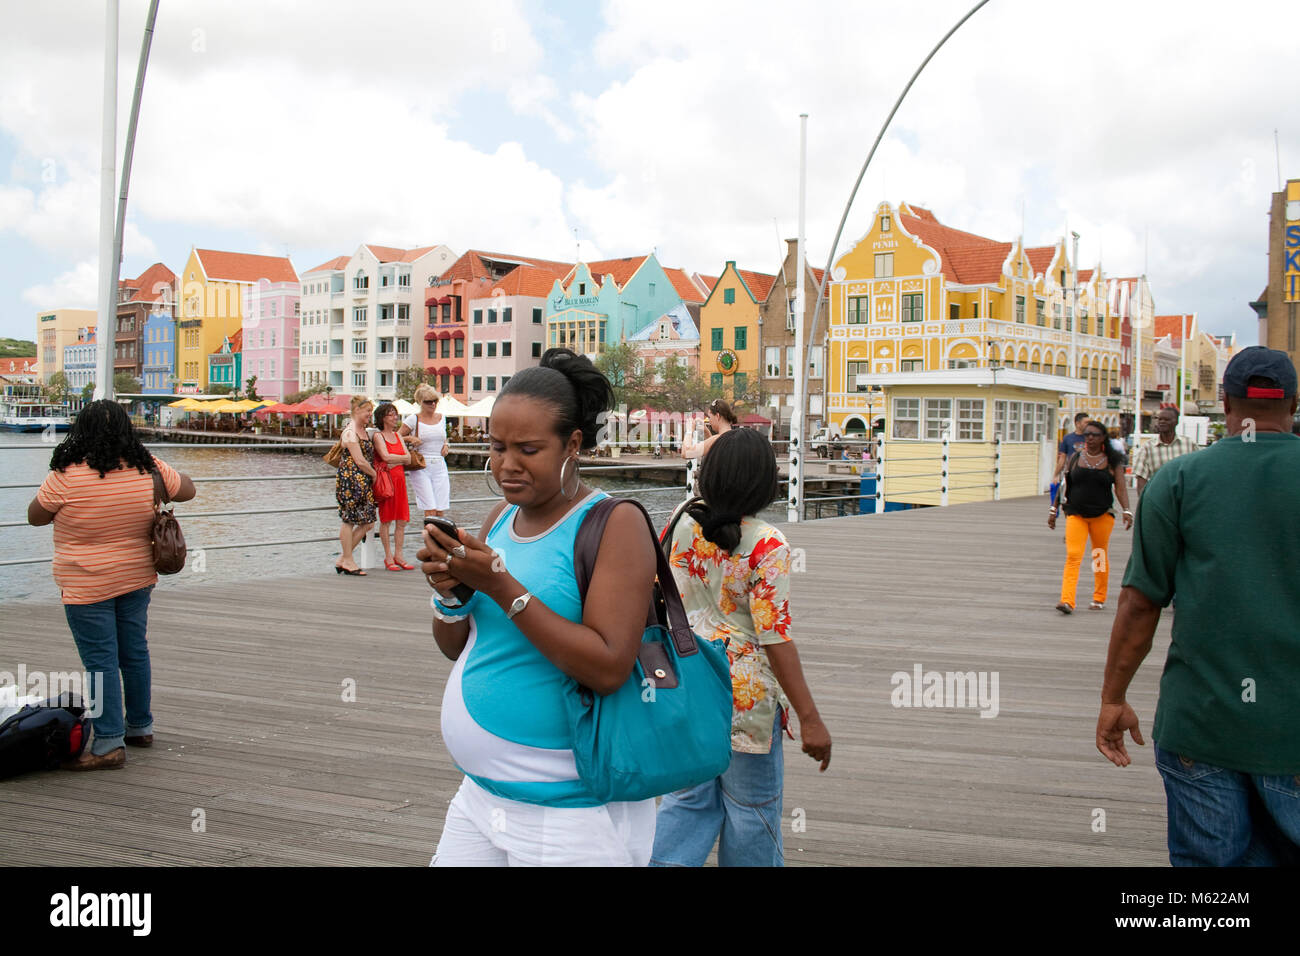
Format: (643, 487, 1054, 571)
(1086, 431, 1105, 438)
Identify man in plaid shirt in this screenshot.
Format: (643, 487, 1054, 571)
(1131, 407, 1198, 495)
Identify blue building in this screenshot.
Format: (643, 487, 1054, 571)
(141, 307, 176, 394)
(546, 254, 705, 356)
(63, 329, 97, 409)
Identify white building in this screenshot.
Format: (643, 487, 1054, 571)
(1154, 335, 1180, 409)
(299, 243, 456, 398)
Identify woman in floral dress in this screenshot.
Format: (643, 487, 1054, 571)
(650, 427, 832, 867)
(335, 395, 377, 575)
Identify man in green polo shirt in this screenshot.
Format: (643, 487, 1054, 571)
(1095, 346, 1300, 866)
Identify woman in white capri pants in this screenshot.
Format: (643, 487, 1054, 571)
(399, 383, 451, 516)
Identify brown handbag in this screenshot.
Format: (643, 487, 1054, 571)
(323, 441, 344, 467)
(407, 448, 427, 471)
(151, 470, 187, 575)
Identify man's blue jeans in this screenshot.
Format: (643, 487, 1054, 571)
(1155, 744, 1300, 866)
(63, 586, 154, 756)
(649, 711, 785, 867)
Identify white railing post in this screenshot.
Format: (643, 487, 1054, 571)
(993, 435, 1001, 501)
(874, 439, 885, 514)
(940, 431, 950, 507)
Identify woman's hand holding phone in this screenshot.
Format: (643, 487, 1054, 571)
(419, 517, 494, 605)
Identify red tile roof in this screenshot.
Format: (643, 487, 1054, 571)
(665, 267, 706, 303)
(304, 255, 350, 275)
(1154, 314, 1194, 344)
(1078, 268, 1094, 283)
(229, 329, 242, 353)
(733, 269, 777, 303)
(943, 243, 1014, 285)
(897, 208, 1011, 284)
(697, 274, 718, 292)
(580, 256, 647, 288)
(365, 244, 439, 263)
(0, 357, 37, 374)
(902, 203, 939, 223)
(126, 262, 175, 303)
(439, 250, 574, 287)
(564, 256, 706, 303)
(901, 213, 1001, 253)
(1025, 245, 1058, 277)
(488, 263, 573, 298)
(195, 249, 298, 284)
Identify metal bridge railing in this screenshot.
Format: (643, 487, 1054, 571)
(0, 438, 693, 566)
(4, 433, 1007, 564)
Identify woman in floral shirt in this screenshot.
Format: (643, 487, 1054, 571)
(650, 427, 831, 867)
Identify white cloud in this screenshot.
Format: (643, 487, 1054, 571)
(569, 0, 1295, 335)
(1, 0, 1294, 344)
(22, 259, 99, 310)
(0, 0, 575, 326)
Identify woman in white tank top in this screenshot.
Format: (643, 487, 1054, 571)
(399, 384, 451, 516)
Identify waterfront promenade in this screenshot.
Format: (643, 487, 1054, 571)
(0, 496, 1170, 866)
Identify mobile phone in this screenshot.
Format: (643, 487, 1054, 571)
(423, 517, 476, 605)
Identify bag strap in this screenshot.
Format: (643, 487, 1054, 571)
(660, 496, 700, 546)
(151, 469, 171, 510)
(574, 496, 698, 657)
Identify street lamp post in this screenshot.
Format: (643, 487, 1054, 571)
(1070, 230, 1080, 422)
(790, 0, 992, 521)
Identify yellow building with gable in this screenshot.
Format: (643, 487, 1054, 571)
(826, 201, 1123, 439)
(175, 248, 298, 392)
(697, 261, 774, 401)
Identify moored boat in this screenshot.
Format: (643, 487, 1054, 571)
(0, 383, 71, 432)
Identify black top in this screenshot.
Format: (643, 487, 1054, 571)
(1062, 456, 1116, 518)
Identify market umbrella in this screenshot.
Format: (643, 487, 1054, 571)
(460, 395, 495, 419)
(204, 400, 245, 414)
(310, 400, 351, 415)
(302, 399, 350, 437)
(436, 395, 472, 416)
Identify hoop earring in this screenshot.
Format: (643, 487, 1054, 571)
(484, 457, 503, 497)
(560, 456, 580, 500)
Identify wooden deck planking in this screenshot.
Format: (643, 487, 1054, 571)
(0, 494, 1172, 866)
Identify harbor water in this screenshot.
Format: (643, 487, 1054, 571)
(0, 433, 718, 604)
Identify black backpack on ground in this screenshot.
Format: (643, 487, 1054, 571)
(0, 692, 90, 779)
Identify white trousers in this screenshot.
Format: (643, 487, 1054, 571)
(429, 776, 656, 867)
(407, 459, 450, 511)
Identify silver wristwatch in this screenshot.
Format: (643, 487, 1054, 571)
(506, 591, 533, 620)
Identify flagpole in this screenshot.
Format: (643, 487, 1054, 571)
(789, 113, 808, 523)
(1134, 276, 1145, 445)
(94, 0, 119, 401)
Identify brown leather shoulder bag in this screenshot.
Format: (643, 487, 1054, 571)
(152, 470, 187, 575)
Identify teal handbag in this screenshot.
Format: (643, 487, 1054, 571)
(568, 497, 733, 803)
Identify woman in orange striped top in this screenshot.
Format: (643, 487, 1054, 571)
(27, 401, 196, 771)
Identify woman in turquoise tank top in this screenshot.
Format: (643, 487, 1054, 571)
(417, 348, 660, 866)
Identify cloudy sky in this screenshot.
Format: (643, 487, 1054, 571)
(1, 0, 1294, 344)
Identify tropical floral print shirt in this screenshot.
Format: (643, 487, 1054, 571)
(666, 513, 793, 754)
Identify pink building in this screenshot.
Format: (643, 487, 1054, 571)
(241, 280, 300, 400)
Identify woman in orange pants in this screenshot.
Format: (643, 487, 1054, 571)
(1047, 420, 1132, 613)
